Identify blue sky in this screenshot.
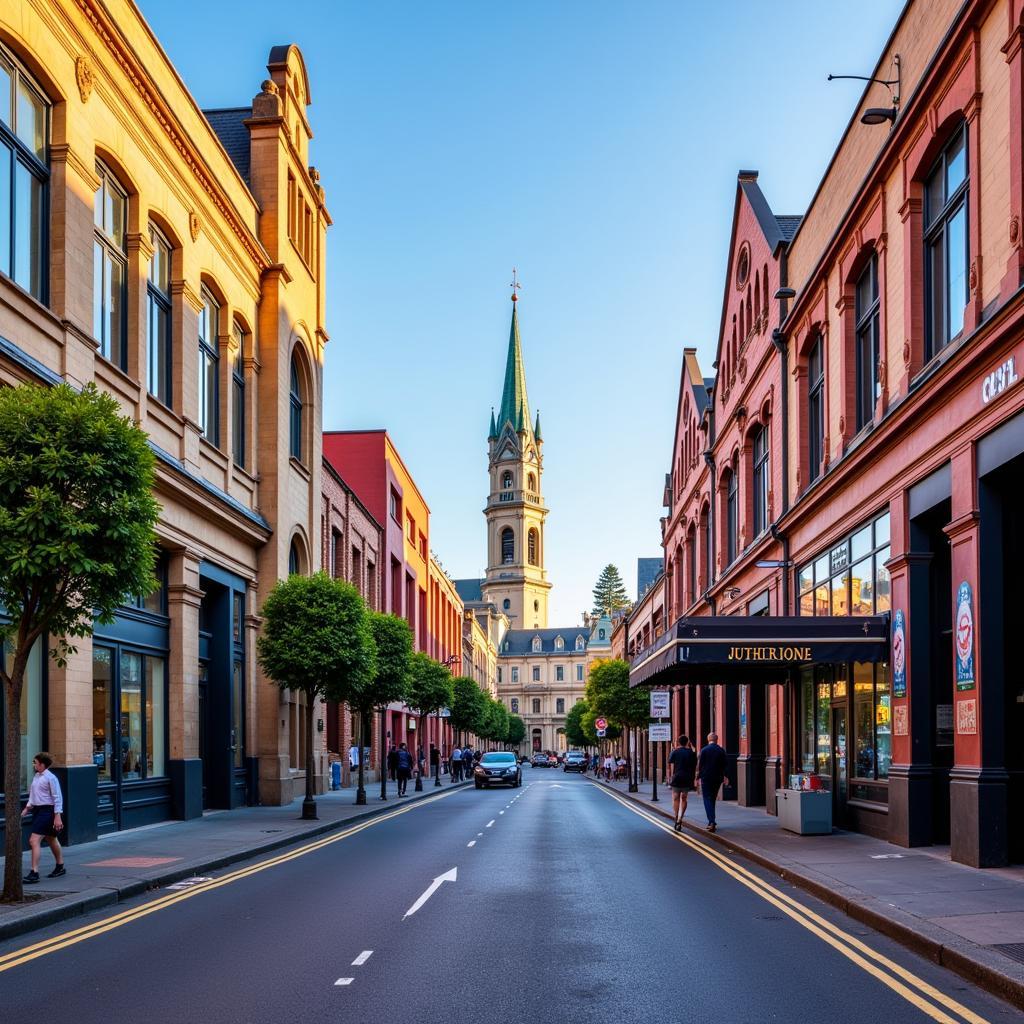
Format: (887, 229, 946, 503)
(142, 0, 905, 624)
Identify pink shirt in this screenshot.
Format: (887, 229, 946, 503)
(27, 768, 63, 813)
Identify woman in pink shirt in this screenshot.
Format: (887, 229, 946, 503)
(21, 752, 65, 883)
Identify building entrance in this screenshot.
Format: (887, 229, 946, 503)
(832, 705, 848, 827)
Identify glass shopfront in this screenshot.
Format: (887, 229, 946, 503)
(0, 637, 44, 796)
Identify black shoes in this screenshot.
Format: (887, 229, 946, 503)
(48, 864, 66, 878)
(23, 870, 39, 883)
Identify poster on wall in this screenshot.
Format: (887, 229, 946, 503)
(892, 609, 907, 698)
(739, 687, 747, 740)
(955, 581, 975, 691)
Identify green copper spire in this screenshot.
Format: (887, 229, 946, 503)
(534, 410, 542, 442)
(498, 297, 531, 435)
(488, 407, 497, 439)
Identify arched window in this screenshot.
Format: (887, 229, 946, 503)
(147, 224, 172, 405)
(198, 288, 220, 444)
(232, 321, 246, 467)
(687, 524, 697, 605)
(0, 46, 48, 300)
(532, 636, 542, 653)
(752, 425, 769, 537)
(502, 598, 511, 611)
(501, 527, 514, 564)
(745, 288, 752, 337)
(855, 254, 880, 430)
(554, 635, 564, 651)
(501, 470, 513, 490)
(575, 635, 585, 652)
(925, 122, 968, 357)
(289, 352, 304, 462)
(527, 528, 538, 565)
(726, 463, 738, 564)
(754, 269, 761, 324)
(288, 539, 301, 575)
(94, 161, 128, 368)
(808, 335, 825, 483)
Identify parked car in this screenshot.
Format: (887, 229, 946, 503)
(531, 752, 550, 768)
(547, 754, 559, 767)
(563, 751, 587, 773)
(474, 751, 522, 789)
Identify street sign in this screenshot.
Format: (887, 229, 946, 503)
(649, 723, 672, 742)
(596, 728, 607, 738)
(649, 691, 670, 718)
(438, 708, 451, 718)
(595, 717, 608, 730)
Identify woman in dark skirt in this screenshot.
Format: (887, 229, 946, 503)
(20, 752, 65, 882)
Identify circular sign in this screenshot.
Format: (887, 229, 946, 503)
(595, 717, 608, 731)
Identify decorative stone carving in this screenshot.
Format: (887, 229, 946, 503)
(75, 55, 95, 103)
(1010, 215, 1020, 248)
(738, 357, 748, 382)
(189, 210, 200, 242)
(839, 415, 846, 436)
(261, 79, 279, 95)
(308, 166, 320, 184)
(252, 79, 282, 118)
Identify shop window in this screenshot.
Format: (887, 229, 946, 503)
(232, 321, 246, 467)
(289, 353, 304, 462)
(94, 162, 128, 368)
(855, 254, 880, 429)
(924, 122, 968, 358)
(852, 662, 891, 781)
(198, 288, 220, 445)
(0, 638, 43, 793)
(501, 527, 514, 564)
(232, 659, 244, 769)
(807, 335, 825, 483)
(752, 425, 769, 537)
(144, 225, 172, 407)
(0, 46, 48, 300)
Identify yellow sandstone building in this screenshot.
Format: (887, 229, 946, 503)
(0, 0, 328, 840)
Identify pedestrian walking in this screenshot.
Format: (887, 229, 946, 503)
(387, 744, 399, 785)
(696, 732, 730, 833)
(591, 752, 600, 774)
(430, 743, 440, 783)
(349, 743, 360, 771)
(21, 752, 65, 883)
(668, 735, 697, 831)
(602, 753, 614, 781)
(395, 742, 413, 796)
(449, 746, 460, 782)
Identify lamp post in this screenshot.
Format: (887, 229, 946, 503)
(379, 714, 388, 802)
(438, 654, 460, 787)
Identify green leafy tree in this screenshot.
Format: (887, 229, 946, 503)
(448, 674, 486, 746)
(490, 701, 510, 750)
(586, 658, 648, 732)
(258, 573, 375, 820)
(565, 699, 591, 749)
(0, 383, 160, 902)
(592, 563, 630, 616)
(351, 613, 412, 803)
(582, 706, 617, 745)
(407, 652, 454, 778)
(505, 714, 526, 750)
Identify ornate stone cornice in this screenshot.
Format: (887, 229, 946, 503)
(73, 0, 269, 272)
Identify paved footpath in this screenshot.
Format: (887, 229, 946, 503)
(0, 776, 466, 940)
(593, 771, 1024, 1009)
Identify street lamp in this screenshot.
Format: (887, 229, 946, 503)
(438, 654, 460, 786)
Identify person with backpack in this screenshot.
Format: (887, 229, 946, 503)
(395, 742, 413, 796)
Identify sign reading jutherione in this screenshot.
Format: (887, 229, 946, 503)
(955, 581, 975, 691)
(726, 645, 812, 661)
(649, 690, 670, 718)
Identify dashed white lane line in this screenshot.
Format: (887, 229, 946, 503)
(477, 832, 483, 836)
(499, 810, 504, 815)
(486, 819, 495, 827)
(335, 978, 354, 986)
(467, 840, 476, 847)
(352, 950, 373, 966)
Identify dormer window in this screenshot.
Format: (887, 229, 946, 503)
(531, 635, 542, 653)
(554, 635, 564, 651)
(575, 635, 585, 652)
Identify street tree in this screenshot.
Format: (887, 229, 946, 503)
(586, 658, 647, 788)
(591, 563, 630, 616)
(505, 714, 526, 751)
(448, 674, 486, 746)
(0, 383, 160, 903)
(489, 700, 510, 750)
(406, 652, 453, 786)
(258, 573, 375, 820)
(351, 612, 412, 804)
(565, 698, 592, 749)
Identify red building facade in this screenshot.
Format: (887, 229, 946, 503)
(634, 0, 1024, 867)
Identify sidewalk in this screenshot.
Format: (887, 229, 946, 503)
(0, 777, 467, 942)
(595, 774, 1024, 1009)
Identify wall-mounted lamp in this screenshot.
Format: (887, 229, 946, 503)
(828, 54, 901, 128)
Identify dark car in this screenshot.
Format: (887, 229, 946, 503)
(475, 751, 522, 788)
(563, 751, 586, 773)
(531, 752, 550, 768)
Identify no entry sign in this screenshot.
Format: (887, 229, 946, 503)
(595, 717, 608, 731)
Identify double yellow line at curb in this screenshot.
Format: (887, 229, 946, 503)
(593, 784, 991, 1024)
(0, 786, 460, 975)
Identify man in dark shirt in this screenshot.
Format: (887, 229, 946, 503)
(668, 735, 697, 832)
(696, 732, 730, 833)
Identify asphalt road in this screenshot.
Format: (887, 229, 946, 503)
(0, 771, 1017, 1023)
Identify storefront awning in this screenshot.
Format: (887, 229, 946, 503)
(629, 614, 890, 688)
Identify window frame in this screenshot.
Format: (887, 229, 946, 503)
(93, 160, 128, 369)
(501, 527, 514, 565)
(807, 335, 825, 483)
(198, 287, 220, 445)
(232, 320, 246, 467)
(146, 224, 172, 406)
(752, 425, 769, 538)
(289, 353, 304, 463)
(855, 254, 880, 430)
(726, 465, 738, 564)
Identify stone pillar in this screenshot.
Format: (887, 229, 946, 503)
(167, 549, 203, 819)
(737, 684, 766, 807)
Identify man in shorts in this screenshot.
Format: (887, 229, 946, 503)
(667, 735, 697, 832)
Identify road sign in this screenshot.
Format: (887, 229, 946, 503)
(595, 717, 608, 730)
(596, 728, 607, 738)
(649, 723, 672, 742)
(649, 691, 670, 718)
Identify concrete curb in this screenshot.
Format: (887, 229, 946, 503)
(606, 782, 1024, 1012)
(0, 781, 470, 944)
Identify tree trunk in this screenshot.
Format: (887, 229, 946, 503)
(356, 711, 367, 805)
(3, 670, 26, 901)
(302, 694, 317, 819)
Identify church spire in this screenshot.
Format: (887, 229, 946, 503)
(498, 270, 531, 435)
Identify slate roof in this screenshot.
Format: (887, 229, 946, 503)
(637, 558, 662, 599)
(203, 108, 251, 185)
(501, 627, 591, 656)
(453, 578, 484, 603)
(775, 215, 803, 242)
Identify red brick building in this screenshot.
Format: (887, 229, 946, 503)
(631, 0, 1024, 867)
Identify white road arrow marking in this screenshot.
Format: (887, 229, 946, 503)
(403, 867, 458, 920)
(352, 950, 373, 966)
(549, 784, 564, 789)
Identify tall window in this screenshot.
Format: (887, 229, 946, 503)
(501, 470, 513, 490)
(808, 335, 824, 483)
(147, 225, 171, 405)
(198, 289, 219, 444)
(288, 539, 301, 575)
(726, 465, 738, 565)
(94, 162, 127, 367)
(855, 255, 880, 429)
(232, 321, 246, 467)
(925, 123, 968, 357)
(511, 667, 519, 684)
(501, 527, 514, 564)
(687, 527, 697, 605)
(556, 666, 564, 682)
(0, 48, 48, 300)
(532, 666, 541, 682)
(289, 353, 303, 461)
(532, 698, 541, 714)
(752, 426, 769, 537)
(528, 528, 538, 566)
(556, 698, 565, 713)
